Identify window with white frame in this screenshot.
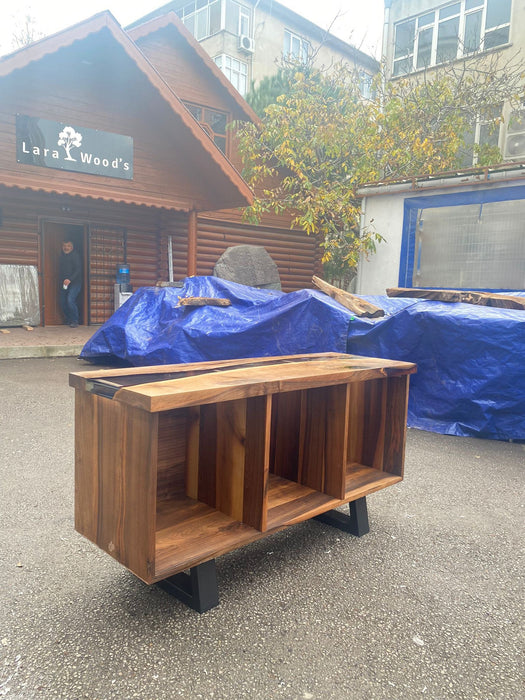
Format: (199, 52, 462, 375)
(505, 106, 525, 160)
(238, 6, 250, 36)
(224, 0, 251, 37)
(179, 0, 251, 40)
(393, 0, 512, 77)
(179, 0, 222, 40)
(214, 54, 248, 96)
(283, 29, 310, 63)
(459, 104, 503, 166)
(359, 72, 374, 100)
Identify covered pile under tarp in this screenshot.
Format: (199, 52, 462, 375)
(81, 277, 525, 442)
(347, 294, 525, 442)
(80, 276, 352, 366)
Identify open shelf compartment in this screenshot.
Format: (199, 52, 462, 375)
(153, 463, 402, 580)
(152, 377, 408, 580)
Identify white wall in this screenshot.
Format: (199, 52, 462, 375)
(356, 193, 405, 295)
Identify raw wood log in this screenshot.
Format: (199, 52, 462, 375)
(386, 288, 525, 311)
(312, 276, 384, 318)
(155, 281, 184, 288)
(177, 296, 231, 307)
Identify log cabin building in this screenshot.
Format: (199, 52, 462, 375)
(0, 11, 321, 326)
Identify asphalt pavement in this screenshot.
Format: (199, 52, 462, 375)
(0, 357, 523, 700)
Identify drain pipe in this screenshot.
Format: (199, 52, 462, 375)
(382, 0, 393, 97)
(382, 1, 392, 66)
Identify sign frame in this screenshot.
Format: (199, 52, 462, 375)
(16, 115, 134, 180)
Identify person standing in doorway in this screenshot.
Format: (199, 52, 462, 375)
(59, 239, 82, 328)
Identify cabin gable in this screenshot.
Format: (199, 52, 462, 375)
(0, 22, 251, 212)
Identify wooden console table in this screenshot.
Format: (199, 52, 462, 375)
(70, 353, 416, 611)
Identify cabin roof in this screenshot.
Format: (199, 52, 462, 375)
(0, 11, 253, 212)
(128, 11, 260, 125)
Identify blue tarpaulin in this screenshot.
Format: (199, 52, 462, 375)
(81, 277, 525, 442)
(347, 294, 525, 442)
(81, 276, 352, 366)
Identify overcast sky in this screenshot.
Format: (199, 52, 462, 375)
(0, 1, 385, 58)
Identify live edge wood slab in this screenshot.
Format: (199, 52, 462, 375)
(70, 353, 416, 586)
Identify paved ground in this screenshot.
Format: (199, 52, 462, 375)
(0, 357, 523, 700)
(0, 325, 97, 360)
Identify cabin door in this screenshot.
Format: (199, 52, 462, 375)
(88, 224, 127, 325)
(42, 222, 87, 326)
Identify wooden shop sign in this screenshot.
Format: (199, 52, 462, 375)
(16, 115, 133, 180)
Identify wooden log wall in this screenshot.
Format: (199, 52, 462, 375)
(135, 29, 322, 292)
(135, 29, 251, 162)
(0, 188, 40, 266)
(159, 213, 191, 282)
(0, 184, 323, 317)
(0, 185, 188, 294)
(195, 217, 323, 292)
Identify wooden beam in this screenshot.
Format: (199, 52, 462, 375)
(187, 209, 198, 277)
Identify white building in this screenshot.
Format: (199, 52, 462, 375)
(129, 0, 379, 97)
(382, 0, 525, 164)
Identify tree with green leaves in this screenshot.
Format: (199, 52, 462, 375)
(237, 52, 524, 283)
(245, 69, 294, 119)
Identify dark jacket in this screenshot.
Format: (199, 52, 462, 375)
(59, 250, 82, 285)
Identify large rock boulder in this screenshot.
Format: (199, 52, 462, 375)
(213, 245, 281, 290)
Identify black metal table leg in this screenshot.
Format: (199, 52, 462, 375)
(157, 559, 219, 613)
(314, 496, 370, 537)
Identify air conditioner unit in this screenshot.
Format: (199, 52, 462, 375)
(238, 35, 254, 53)
(504, 108, 525, 160)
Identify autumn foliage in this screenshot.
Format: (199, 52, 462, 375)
(236, 55, 524, 278)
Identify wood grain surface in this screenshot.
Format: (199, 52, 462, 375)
(72, 353, 415, 583)
(75, 355, 415, 413)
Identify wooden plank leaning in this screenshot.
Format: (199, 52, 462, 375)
(312, 276, 385, 317)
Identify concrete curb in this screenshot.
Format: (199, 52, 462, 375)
(0, 345, 84, 360)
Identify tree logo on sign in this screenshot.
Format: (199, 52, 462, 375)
(58, 126, 82, 161)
